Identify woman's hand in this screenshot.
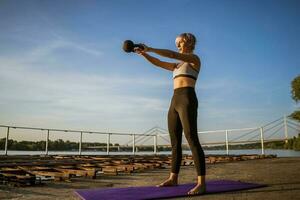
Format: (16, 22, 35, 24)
(134, 43, 150, 54)
(140, 43, 150, 52)
(134, 47, 146, 55)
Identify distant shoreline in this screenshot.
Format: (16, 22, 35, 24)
(1, 134, 300, 152)
(1, 149, 300, 158)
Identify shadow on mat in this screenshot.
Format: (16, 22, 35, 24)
(157, 187, 300, 199)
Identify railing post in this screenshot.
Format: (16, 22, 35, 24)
(79, 132, 83, 156)
(284, 115, 288, 143)
(225, 130, 229, 155)
(154, 135, 157, 154)
(260, 127, 265, 155)
(107, 133, 110, 155)
(4, 127, 10, 156)
(132, 134, 135, 155)
(45, 129, 49, 155)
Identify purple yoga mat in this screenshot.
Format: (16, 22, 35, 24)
(75, 180, 266, 200)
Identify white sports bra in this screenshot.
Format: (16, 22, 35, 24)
(173, 62, 199, 80)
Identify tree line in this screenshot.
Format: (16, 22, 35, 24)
(0, 138, 119, 151)
(1, 134, 299, 151)
(290, 75, 300, 121)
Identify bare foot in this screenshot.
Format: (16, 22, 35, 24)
(187, 183, 206, 195)
(156, 178, 178, 187)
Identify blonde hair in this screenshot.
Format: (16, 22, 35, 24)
(175, 33, 197, 51)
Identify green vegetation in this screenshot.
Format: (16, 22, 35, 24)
(289, 75, 300, 122)
(284, 134, 300, 151)
(0, 138, 117, 151)
(1, 134, 300, 152)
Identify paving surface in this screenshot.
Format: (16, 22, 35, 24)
(0, 157, 299, 200)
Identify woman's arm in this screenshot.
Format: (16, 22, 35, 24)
(137, 51, 176, 71)
(148, 47, 200, 67)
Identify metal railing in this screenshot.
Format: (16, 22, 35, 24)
(0, 115, 299, 156)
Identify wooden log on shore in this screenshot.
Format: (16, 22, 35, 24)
(54, 165, 97, 179)
(0, 168, 37, 186)
(0, 154, 277, 186)
(18, 166, 70, 181)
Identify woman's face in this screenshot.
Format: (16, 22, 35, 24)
(176, 39, 191, 53)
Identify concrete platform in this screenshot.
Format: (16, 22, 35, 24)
(0, 157, 299, 200)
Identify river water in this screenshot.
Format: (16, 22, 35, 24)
(1, 149, 299, 157)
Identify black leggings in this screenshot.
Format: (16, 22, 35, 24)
(168, 87, 206, 176)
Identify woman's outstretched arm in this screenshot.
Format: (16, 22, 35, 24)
(146, 47, 200, 67)
(137, 50, 176, 71)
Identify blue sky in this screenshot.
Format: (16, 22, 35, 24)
(0, 0, 299, 142)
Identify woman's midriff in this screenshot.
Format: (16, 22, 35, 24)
(173, 77, 196, 89)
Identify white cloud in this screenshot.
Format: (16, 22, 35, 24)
(0, 38, 172, 140)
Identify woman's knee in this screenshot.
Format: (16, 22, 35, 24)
(184, 131, 199, 142)
(171, 141, 182, 150)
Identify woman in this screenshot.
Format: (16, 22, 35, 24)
(134, 33, 206, 195)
